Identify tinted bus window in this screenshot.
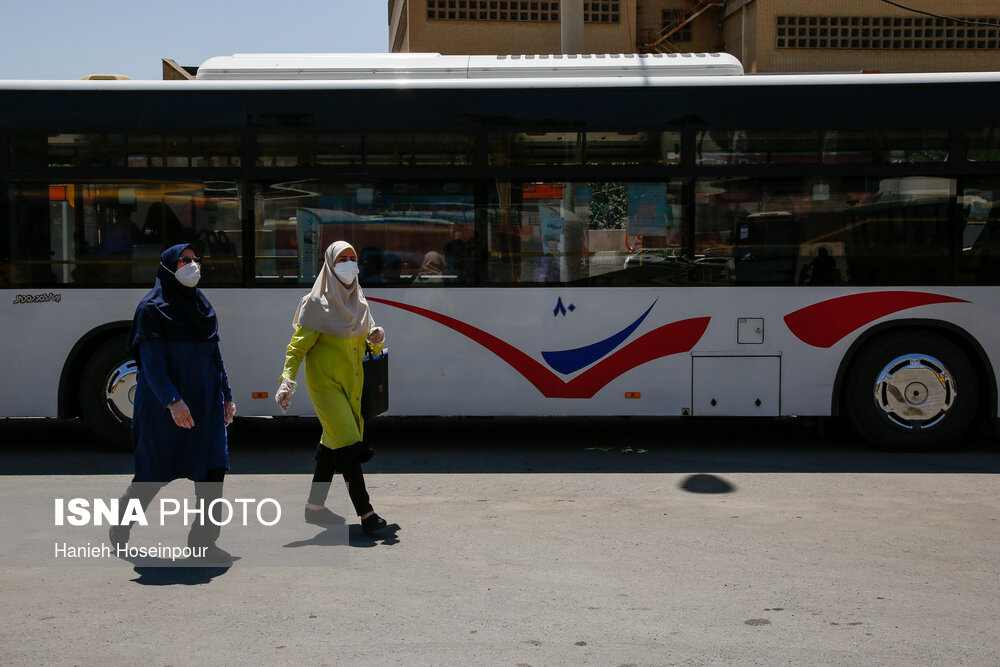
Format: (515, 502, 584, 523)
(966, 127, 1000, 162)
(365, 134, 474, 166)
(490, 132, 582, 166)
(959, 179, 1000, 284)
(11, 133, 124, 169)
(697, 130, 820, 165)
(486, 181, 683, 286)
(253, 181, 476, 285)
(490, 131, 681, 166)
(881, 129, 948, 163)
(255, 134, 362, 167)
(822, 130, 876, 164)
(2, 181, 242, 287)
(695, 176, 957, 286)
(126, 134, 240, 168)
(584, 131, 681, 165)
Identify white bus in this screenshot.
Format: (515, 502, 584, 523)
(2, 53, 999, 451)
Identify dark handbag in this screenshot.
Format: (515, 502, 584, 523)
(361, 345, 389, 420)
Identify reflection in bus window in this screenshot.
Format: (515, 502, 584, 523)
(486, 181, 683, 286)
(695, 176, 958, 286)
(365, 134, 473, 166)
(3, 181, 242, 287)
(966, 128, 1000, 163)
(490, 132, 681, 166)
(255, 134, 362, 167)
(126, 134, 240, 168)
(697, 130, 820, 166)
(960, 179, 1000, 284)
(11, 134, 125, 169)
(253, 181, 477, 285)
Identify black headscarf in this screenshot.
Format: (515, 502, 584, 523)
(127, 244, 219, 363)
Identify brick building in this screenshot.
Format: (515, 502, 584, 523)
(388, 0, 1000, 72)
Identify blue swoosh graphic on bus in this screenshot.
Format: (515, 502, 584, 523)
(541, 301, 657, 375)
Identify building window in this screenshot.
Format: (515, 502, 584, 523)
(584, 2, 619, 23)
(661, 9, 692, 42)
(425, 1, 618, 22)
(776, 16, 1000, 49)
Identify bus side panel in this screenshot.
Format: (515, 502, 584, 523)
(0, 289, 144, 416)
(776, 287, 1000, 420)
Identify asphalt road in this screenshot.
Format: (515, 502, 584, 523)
(1, 416, 998, 665)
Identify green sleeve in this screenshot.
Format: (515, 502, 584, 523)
(281, 325, 319, 382)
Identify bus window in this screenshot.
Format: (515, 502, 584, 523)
(966, 127, 1000, 163)
(490, 133, 582, 166)
(584, 131, 680, 165)
(486, 181, 684, 286)
(365, 134, 474, 166)
(697, 130, 820, 166)
(253, 181, 476, 285)
(842, 177, 955, 285)
(128, 134, 240, 168)
(256, 134, 362, 167)
(959, 180, 1000, 284)
(11, 134, 124, 169)
(696, 175, 959, 286)
(490, 131, 681, 167)
(880, 130, 948, 164)
(2, 181, 242, 287)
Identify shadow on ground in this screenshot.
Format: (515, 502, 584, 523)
(1, 415, 998, 475)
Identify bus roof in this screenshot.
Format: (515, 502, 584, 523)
(194, 52, 745, 80)
(4, 53, 1000, 91)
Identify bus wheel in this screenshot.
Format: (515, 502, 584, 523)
(79, 334, 134, 451)
(844, 331, 978, 451)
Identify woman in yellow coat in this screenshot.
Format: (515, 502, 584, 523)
(276, 241, 388, 535)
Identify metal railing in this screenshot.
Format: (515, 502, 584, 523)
(638, 0, 725, 53)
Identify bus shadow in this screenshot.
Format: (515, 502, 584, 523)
(1, 416, 998, 475)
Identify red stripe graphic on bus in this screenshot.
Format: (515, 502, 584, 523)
(784, 291, 968, 348)
(368, 297, 710, 399)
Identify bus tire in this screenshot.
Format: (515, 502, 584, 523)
(844, 331, 978, 451)
(79, 334, 135, 451)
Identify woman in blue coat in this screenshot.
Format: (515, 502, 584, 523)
(109, 244, 236, 563)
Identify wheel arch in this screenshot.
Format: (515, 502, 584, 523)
(58, 321, 132, 418)
(831, 318, 997, 423)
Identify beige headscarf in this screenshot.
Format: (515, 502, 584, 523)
(292, 241, 374, 338)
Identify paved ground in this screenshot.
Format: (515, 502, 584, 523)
(1, 416, 998, 665)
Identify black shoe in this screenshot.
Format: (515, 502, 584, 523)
(305, 506, 346, 526)
(361, 513, 388, 535)
(191, 544, 232, 565)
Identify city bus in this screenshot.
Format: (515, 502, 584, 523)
(2, 52, 999, 451)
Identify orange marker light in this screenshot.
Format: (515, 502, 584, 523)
(251, 392, 268, 399)
(625, 392, 641, 399)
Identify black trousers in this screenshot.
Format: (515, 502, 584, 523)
(308, 443, 373, 517)
(119, 468, 227, 548)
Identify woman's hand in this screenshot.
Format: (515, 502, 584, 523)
(224, 401, 236, 426)
(275, 379, 296, 413)
(168, 399, 195, 429)
(367, 326, 385, 345)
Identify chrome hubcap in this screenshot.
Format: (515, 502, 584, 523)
(104, 360, 137, 422)
(873, 353, 955, 429)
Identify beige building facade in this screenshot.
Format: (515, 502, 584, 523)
(389, 0, 1000, 73)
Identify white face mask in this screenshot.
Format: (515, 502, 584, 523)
(333, 261, 359, 283)
(175, 262, 202, 288)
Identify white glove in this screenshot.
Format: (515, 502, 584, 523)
(224, 401, 236, 426)
(168, 399, 194, 429)
(275, 379, 296, 413)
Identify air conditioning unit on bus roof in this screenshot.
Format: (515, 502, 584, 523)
(194, 52, 744, 80)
